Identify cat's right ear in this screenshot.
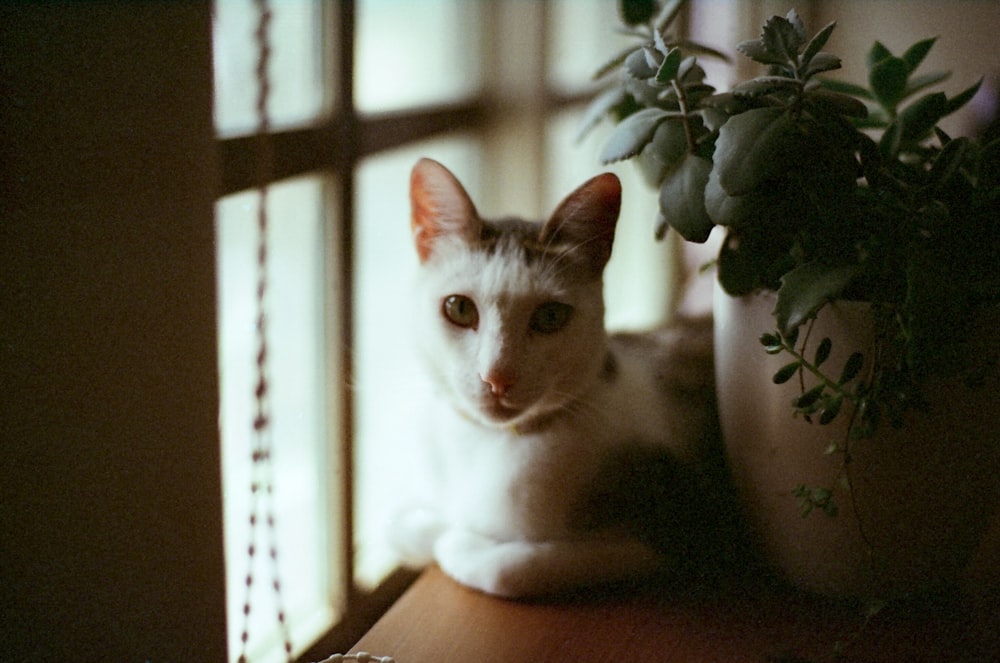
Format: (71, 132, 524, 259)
(410, 158, 480, 263)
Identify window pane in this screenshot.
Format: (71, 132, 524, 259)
(356, 0, 482, 112)
(353, 137, 481, 589)
(547, 0, 633, 92)
(213, 0, 329, 136)
(216, 176, 341, 662)
(546, 109, 675, 330)
(687, 0, 742, 91)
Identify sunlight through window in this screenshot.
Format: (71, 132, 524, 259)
(216, 176, 342, 663)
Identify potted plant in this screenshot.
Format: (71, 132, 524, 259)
(582, 0, 1000, 599)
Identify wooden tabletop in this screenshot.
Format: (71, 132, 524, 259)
(350, 563, 999, 663)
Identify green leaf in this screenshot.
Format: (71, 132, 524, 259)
(902, 71, 950, 99)
(879, 119, 903, 160)
(898, 91, 947, 142)
(635, 119, 690, 185)
(794, 485, 838, 518)
(784, 9, 806, 44)
(792, 485, 813, 517)
(624, 47, 657, 80)
(773, 361, 801, 385)
(656, 47, 683, 84)
(819, 78, 874, 101)
(803, 52, 841, 78)
(653, 0, 685, 33)
(642, 45, 663, 71)
(731, 75, 801, 98)
(979, 138, 1000, 187)
(773, 261, 859, 335)
(760, 332, 782, 347)
(600, 108, 671, 163)
(653, 22, 670, 56)
(928, 136, 972, 188)
(676, 55, 702, 83)
(762, 11, 804, 62)
(819, 396, 843, 424)
(619, 0, 658, 26)
(760, 332, 784, 354)
(838, 352, 864, 384)
(812, 487, 832, 502)
(946, 78, 983, 115)
(901, 37, 937, 72)
(801, 21, 836, 65)
(866, 41, 893, 70)
(703, 165, 742, 225)
(736, 38, 787, 67)
(658, 154, 714, 242)
(713, 107, 800, 196)
(869, 55, 910, 110)
(795, 384, 826, 409)
(806, 88, 868, 119)
(814, 337, 832, 367)
(783, 326, 800, 347)
(821, 498, 839, 517)
(717, 228, 793, 296)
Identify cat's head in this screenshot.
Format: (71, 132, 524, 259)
(409, 158, 621, 429)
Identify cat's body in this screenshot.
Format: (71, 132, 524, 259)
(390, 159, 727, 598)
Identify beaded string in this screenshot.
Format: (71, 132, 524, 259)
(236, 1, 294, 661)
(312, 654, 395, 663)
(234, 5, 397, 663)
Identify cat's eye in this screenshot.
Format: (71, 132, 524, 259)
(530, 302, 573, 334)
(443, 295, 479, 329)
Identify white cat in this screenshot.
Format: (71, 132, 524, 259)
(389, 158, 727, 598)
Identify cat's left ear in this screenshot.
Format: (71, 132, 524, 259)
(410, 158, 480, 263)
(542, 173, 621, 275)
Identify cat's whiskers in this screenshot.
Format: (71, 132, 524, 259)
(538, 386, 605, 427)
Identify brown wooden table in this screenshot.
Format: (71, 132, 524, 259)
(350, 562, 999, 662)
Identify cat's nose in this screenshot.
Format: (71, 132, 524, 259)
(482, 371, 515, 397)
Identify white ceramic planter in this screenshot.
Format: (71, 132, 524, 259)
(713, 283, 1000, 599)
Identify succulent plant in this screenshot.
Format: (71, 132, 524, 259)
(583, 0, 1000, 443)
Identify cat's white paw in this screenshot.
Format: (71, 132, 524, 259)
(433, 529, 543, 597)
(435, 529, 666, 598)
(388, 506, 446, 566)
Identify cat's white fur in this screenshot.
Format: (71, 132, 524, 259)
(389, 158, 716, 597)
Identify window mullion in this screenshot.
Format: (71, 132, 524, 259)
(334, 0, 358, 622)
(357, 102, 488, 157)
(219, 103, 486, 196)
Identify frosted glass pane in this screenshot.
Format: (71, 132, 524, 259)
(216, 176, 339, 663)
(353, 137, 481, 588)
(548, 0, 634, 92)
(356, 0, 482, 112)
(213, 0, 329, 136)
(546, 109, 674, 331)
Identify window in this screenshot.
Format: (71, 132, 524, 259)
(211, 2, 677, 660)
(214, 3, 343, 661)
(216, 176, 340, 662)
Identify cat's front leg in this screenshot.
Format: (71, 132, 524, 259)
(388, 505, 447, 567)
(434, 528, 663, 598)
(433, 528, 542, 597)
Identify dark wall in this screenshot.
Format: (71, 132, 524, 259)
(1, 2, 228, 659)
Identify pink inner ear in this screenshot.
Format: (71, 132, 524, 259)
(543, 172, 622, 273)
(410, 158, 478, 263)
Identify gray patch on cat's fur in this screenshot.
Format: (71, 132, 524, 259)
(476, 217, 596, 281)
(599, 351, 618, 383)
